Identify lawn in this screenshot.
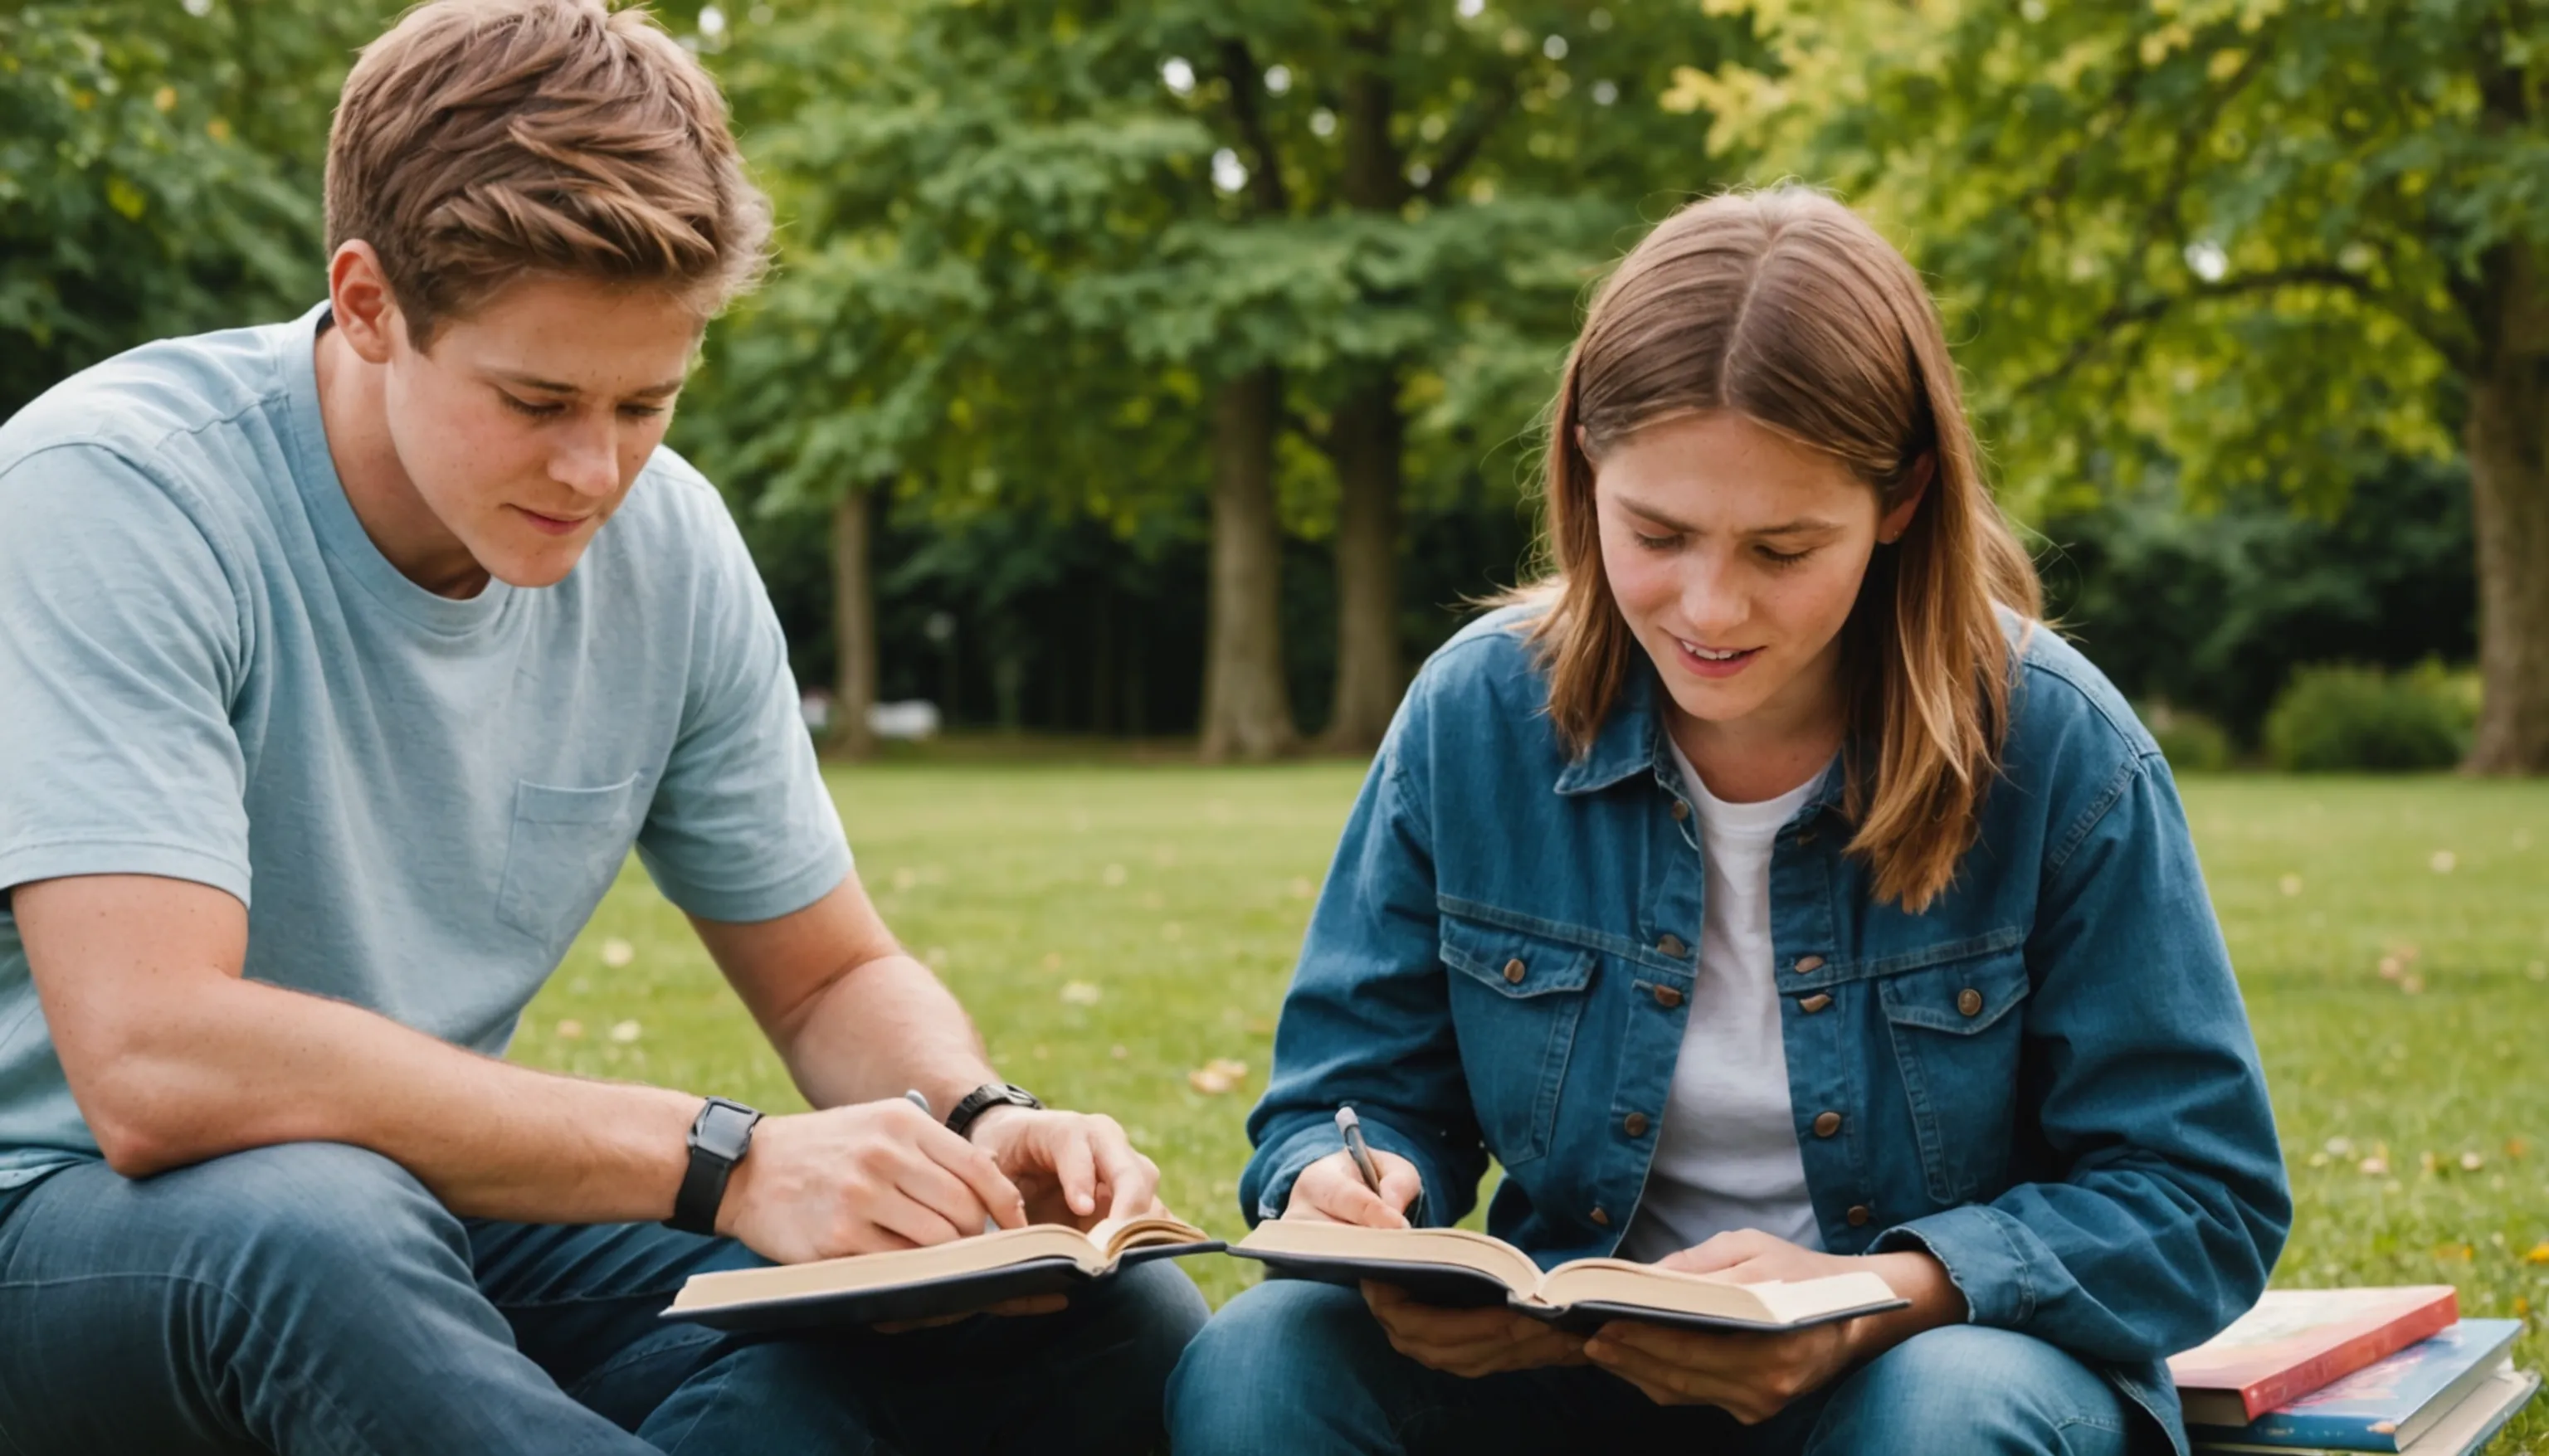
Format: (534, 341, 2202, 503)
(514, 765, 2549, 1451)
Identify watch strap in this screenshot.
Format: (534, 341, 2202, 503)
(944, 1082, 1041, 1139)
(667, 1097, 761, 1235)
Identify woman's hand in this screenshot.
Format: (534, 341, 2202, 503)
(1281, 1147, 1423, 1227)
(1581, 1229, 1966, 1419)
(1362, 1280, 1590, 1378)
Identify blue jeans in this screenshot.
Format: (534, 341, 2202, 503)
(0, 1142, 1207, 1455)
(1167, 1279, 2142, 1455)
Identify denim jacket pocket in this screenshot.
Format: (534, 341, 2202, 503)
(1875, 947, 2032, 1205)
(495, 775, 645, 956)
(1438, 913, 1599, 1167)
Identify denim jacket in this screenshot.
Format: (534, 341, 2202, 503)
(1240, 606, 2291, 1452)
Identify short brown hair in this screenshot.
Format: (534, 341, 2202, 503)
(326, 0, 770, 345)
(1523, 187, 2042, 912)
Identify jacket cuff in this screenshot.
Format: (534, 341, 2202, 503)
(1250, 1115, 1440, 1228)
(1870, 1202, 2041, 1328)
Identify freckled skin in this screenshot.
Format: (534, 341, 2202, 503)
(317, 252, 699, 600)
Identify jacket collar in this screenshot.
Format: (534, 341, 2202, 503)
(1552, 661, 1854, 819)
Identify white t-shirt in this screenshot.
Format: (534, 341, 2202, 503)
(1619, 742, 1827, 1262)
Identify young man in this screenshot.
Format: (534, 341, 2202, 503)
(0, 3, 1206, 1451)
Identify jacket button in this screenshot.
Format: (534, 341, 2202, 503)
(1957, 987, 1985, 1016)
(1670, 800, 1690, 821)
(1504, 958, 1527, 984)
(1658, 934, 1689, 958)
(1846, 1204, 1872, 1227)
(1813, 1111, 1843, 1137)
(1623, 1112, 1650, 1137)
(1799, 992, 1834, 1014)
(1792, 954, 1826, 974)
(1652, 984, 1684, 1009)
(1590, 1206, 1611, 1226)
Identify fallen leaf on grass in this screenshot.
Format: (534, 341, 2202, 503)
(609, 1020, 642, 1044)
(601, 937, 635, 968)
(2279, 874, 2303, 897)
(556, 1019, 585, 1040)
(1060, 980, 1102, 1006)
(1187, 1058, 1248, 1094)
(2430, 850, 2456, 874)
(2461, 1152, 2485, 1172)
(2358, 1155, 2391, 1177)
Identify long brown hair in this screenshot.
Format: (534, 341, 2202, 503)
(1522, 187, 2040, 913)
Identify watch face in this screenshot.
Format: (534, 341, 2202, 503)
(696, 1102, 758, 1161)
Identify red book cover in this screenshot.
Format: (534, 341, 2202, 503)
(2167, 1287, 2461, 1425)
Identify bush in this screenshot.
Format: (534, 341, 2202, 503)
(2262, 663, 2473, 772)
(2142, 704, 2233, 772)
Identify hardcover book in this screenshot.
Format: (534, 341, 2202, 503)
(1231, 1220, 1904, 1334)
(660, 1214, 1222, 1332)
(2187, 1320, 2523, 1452)
(2171, 1287, 2462, 1426)
(2196, 1366, 2541, 1456)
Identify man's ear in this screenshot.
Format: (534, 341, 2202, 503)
(327, 241, 404, 367)
(1879, 452, 1934, 543)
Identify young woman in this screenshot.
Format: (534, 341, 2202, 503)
(1167, 188, 2290, 1456)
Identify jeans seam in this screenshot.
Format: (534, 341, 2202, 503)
(563, 1325, 729, 1400)
(650, 1351, 740, 1456)
(2, 1270, 398, 1456)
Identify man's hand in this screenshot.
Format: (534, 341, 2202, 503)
(1280, 1147, 1422, 1228)
(1362, 1280, 1589, 1377)
(1580, 1230, 1966, 1419)
(963, 1105, 1161, 1229)
(716, 1095, 1026, 1264)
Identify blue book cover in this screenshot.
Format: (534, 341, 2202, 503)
(2190, 1320, 2525, 1452)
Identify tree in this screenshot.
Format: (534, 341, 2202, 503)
(2, 2, 376, 416)
(1687, 0, 2548, 772)
(684, 0, 1216, 754)
(1127, 0, 1752, 749)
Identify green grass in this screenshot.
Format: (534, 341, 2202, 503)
(513, 767, 2549, 1449)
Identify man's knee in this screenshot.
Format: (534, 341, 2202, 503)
(1808, 1326, 2134, 1456)
(152, 1142, 466, 1279)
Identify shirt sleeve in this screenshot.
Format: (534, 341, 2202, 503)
(0, 446, 253, 902)
(1872, 751, 2293, 1363)
(1240, 670, 1492, 1229)
(631, 499, 850, 924)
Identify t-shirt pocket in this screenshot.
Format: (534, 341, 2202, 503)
(495, 774, 646, 957)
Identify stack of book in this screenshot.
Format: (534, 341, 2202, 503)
(2171, 1287, 2540, 1455)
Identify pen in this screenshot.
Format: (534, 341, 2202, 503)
(907, 1088, 1002, 1235)
(1334, 1106, 1384, 1195)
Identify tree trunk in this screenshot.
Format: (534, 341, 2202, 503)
(1322, 365, 1406, 752)
(829, 485, 878, 759)
(1198, 368, 1299, 762)
(2464, 243, 2549, 774)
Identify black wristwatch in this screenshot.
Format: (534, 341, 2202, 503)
(666, 1096, 762, 1235)
(944, 1082, 1042, 1139)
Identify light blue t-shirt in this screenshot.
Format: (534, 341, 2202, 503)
(0, 305, 852, 1195)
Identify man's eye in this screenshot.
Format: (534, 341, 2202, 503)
(500, 392, 565, 419)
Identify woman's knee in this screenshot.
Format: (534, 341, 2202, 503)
(1806, 1326, 2135, 1456)
(1167, 1279, 1392, 1448)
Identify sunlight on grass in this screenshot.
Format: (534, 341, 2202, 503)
(514, 766, 2549, 1449)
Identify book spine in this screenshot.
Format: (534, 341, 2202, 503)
(2191, 1414, 2399, 1451)
(2236, 1301, 2459, 1420)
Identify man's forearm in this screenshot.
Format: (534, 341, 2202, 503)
(82, 972, 699, 1223)
(770, 951, 1002, 1116)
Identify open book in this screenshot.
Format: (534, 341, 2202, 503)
(1231, 1220, 1904, 1333)
(660, 1214, 1222, 1333)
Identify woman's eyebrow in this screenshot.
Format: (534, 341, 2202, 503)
(1615, 496, 1847, 538)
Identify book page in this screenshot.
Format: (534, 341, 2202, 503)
(1089, 1212, 1212, 1260)
(666, 1225, 1105, 1313)
(1538, 1260, 1898, 1326)
(1234, 1220, 1545, 1294)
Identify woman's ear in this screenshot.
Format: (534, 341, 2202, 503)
(1878, 452, 1934, 544)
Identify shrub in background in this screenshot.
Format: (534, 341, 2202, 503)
(2262, 663, 2474, 772)
(2141, 704, 2233, 772)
